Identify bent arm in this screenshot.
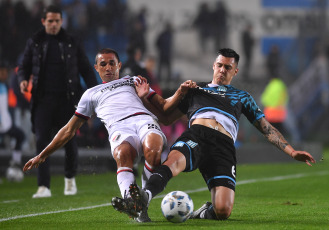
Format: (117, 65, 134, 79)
(152, 80, 195, 113)
(23, 115, 86, 171)
(140, 94, 183, 125)
(254, 117, 315, 166)
(145, 80, 195, 125)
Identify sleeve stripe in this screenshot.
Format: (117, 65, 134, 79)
(147, 91, 156, 100)
(74, 112, 90, 120)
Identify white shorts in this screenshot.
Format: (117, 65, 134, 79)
(108, 115, 167, 163)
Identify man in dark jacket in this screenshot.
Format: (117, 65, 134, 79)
(17, 5, 98, 198)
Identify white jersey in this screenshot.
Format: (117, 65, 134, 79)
(75, 76, 166, 158)
(75, 76, 157, 127)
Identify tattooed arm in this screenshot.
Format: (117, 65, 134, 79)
(254, 117, 316, 166)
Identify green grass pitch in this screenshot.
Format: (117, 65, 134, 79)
(1, 148, 328, 230)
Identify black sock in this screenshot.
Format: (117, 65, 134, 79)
(144, 165, 172, 198)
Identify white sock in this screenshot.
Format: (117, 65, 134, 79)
(12, 150, 22, 164)
(141, 161, 154, 189)
(117, 167, 135, 198)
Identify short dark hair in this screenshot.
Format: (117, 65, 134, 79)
(217, 48, 240, 65)
(95, 48, 120, 64)
(42, 5, 62, 19)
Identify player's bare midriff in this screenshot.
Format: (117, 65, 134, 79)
(191, 118, 232, 139)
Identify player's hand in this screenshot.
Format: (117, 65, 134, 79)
(133, 75, 147, 86)
(179, 80, 197, 95)
(135, 80, 149, 98)
(20, 80, 28, 94)
(23, 155, 46, 172)
(291, 150, 316, 166)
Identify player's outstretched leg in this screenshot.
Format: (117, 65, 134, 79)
(129, 183, 151, 222)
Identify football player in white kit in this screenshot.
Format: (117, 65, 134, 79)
(23, 48, 191, 222)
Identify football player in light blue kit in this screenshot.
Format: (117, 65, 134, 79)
(122, 48, 315, 221)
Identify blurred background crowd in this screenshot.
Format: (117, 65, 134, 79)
(0, 0, 329, 169)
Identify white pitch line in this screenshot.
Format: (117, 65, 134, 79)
(183, 170, 329, 195)
(2, 200, 19, 204)
(0, 170, 328, 223)
(0, 203, 111, 222)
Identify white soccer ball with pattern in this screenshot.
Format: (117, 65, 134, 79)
(6, 167, 24, 182)
(161, 191, 194, 223)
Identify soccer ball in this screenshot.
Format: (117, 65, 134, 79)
(161, 191, 194, 223)
(6, 166, 24, 182)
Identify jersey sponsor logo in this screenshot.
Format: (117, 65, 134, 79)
(186, 140, 198, 148)
(101, 79, 134, 93)
(231, 165, 236, 178)
(148, 123, 161, 131)
(112, 134, 121, 142)
(199, 87, 226, 97)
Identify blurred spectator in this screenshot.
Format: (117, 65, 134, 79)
(0, 0, 17, 66)
(193, 2, 212, 53)
(30, 1, 45, 33)
(67, 0, 88, 40)
(0, 64, 25, 179)
(156, 22, 173, 84)
(17, 5, 98, 198)
(100, 0, 128, 36)
(0, 0, 131, 69)
(143, 55, 162, 96)
(120, 45, 149, 81)
(127, 18, 147, 57)
(76, 117, 109, 148)
(136, 6, 148, 34)
(9, 65, 34, 151)
(241, 23, 255, 80)
(261, 76, 288, 135)
(13, 1, 31, 58)
(211, 0, 229, 50)
(86, 0, 101, 51)
(266, 44, 281, 79)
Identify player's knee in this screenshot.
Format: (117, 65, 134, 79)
(214, 205, 232, 220)
(143, 146, 161, 166)
(113, 143, 136, 165)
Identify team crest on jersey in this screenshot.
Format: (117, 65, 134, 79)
(217, 85, 227, 92)
(148, 124, 161, 131)
(112, 134, 121, 142)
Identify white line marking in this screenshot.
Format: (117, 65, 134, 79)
(0, 170, 328, 222)
(2, 200, 19, 204)
(182, 170, 329, 196)
(0, 203, 111, 222)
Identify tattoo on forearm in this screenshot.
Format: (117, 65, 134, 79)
(255, 118, 289, 151)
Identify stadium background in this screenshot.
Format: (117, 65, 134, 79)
(0, 0, 328, 175)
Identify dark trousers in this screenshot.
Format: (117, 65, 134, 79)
(4, 125, 25, 151)
(33, 93, 78, 188)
